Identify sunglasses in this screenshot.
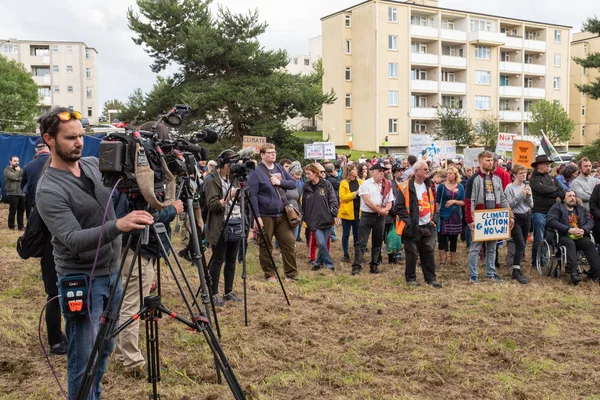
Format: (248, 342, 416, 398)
(57, 111, 82, 122)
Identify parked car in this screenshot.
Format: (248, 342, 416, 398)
(551, 153, 576, 164)
(90, 124, 124, 134)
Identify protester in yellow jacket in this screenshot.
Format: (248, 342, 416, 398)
(338, 164, 363, 262)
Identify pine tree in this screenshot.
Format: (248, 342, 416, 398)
(573, 17, 600, 99)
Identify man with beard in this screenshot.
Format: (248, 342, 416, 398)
(36, 107, 154, 399)
(4, 156, 25, 230)
(465, 151, 512, 283)
(571, 157, 599, 211)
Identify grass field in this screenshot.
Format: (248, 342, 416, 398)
(2, 203, 600, 399)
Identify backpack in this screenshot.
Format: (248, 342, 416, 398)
(17, 206, 50, 259)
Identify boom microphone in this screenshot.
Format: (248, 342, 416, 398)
(195, 129, 219, 144)
(236, 147, 256, 160)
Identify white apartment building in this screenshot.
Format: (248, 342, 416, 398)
(321, 0, 571, 152)
(0, 38, 99, 124)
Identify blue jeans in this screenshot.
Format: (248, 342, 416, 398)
(531, 212, 547, 267)
(314, 228, 334, 268)
(341, 218, 360, 256)
(292, 225, 301, 242)
(467, 240, 498, 279)
(465, 225, 472, 248)
(58, 272, 122, 400)
(330, 225, 337, 240)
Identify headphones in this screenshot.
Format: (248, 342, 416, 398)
(217, 149, 235, 169)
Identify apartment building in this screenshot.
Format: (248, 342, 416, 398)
(569, 31, 599, 148)
(0, 38, 99, 124)
(321, 0, 571, 152)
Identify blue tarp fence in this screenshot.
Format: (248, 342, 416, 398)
(0, 133, 106, 200)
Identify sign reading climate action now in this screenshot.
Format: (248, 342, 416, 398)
(472, 208, 511, 242)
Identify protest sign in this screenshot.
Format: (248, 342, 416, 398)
(434, 140, 456, 162)
(472, 208, 511, 242)
(409, 134, 434, 159)
(512, 140, 537, 168)
(314, 142, 336, 160)
(304, 142, 336, 160)
(242, 135, 266, 153)
(463, 148, 481, 168)
(496, 133, 516, 154)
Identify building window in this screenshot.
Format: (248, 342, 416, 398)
(554, 30, 561, 43)
(470, 19, 492, 32)
(345, 120, 352, 135)
(345, 40, 351, 54)
(66, 65, 73, 73)
(292, 58, 298, 65)
(345, 14, 351, 27)
(304, 58, 310, 66)
(553, 77, 560, 90)
(388, 62, 398, 78)
(412, 120, 427, 133)
(475, 46, 490, 60)
(1, 43, 18, 53)
(53, 85, 59, 93)
(500, 75, 510, 86)
(388, 7, 398, 23)
(524, 100, 533, 112)
(582, 105, 586, 116)
(88, 107, 93, 117)
(66, 45, 73, 53)
(345, 93, 352, 108)
(86, 49, 92, 59)
(524, 77, 533, 88)
(411, 95, 427, 108)
(388, 90, 399, 106)
(442, 20, 454, 30)
(582, 126, 586, 137)
(411, 16, 434, 27)
(389, 118, 398, 134)
(554, 54, 561, 67)
(411, 69, 427, 80)
(442, 96, 462, 108)
(87, 87, 93, 98)
(475, 96, 491, 110)
(52, 65, 59, 73)
(584, 42, 589, 55)
(86, 68, 92, 78)
(441, 71, 455, 82)
(388, 35, 398, 51)
(583, 67, 588, 75)
(31, 46, 49, 56)
(38, 87, 51, 97)
(345, 67, 351, 81)
(52, 45, 58, 53)
(411, 42, 427, 54)
(499, 99, 510, 111)
(32, 67, 50, 77)
(475, 70, 491, 85)
(67, 86, 74, 93)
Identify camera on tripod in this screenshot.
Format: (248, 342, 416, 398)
(228, 147, 257, 181)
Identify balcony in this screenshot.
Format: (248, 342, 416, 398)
(410, 107, 437, 119)
(499, 86, 523, 97)
(440, 29, 467, 42)
(523, 63, 546, 75)
(29, 55, 50, 65)
(499, 61, 523, 73)
(411, 80, 438, 92)
(40, 96, 52, 105)
(469, 30, 507, 46)
(440, 81, 467, 93)
(524, 39, 546, 51)
(410, 53, 439, 65)
(504, 36, 523, 48)
(32, 75, 51, 85)
(498, 110, 522, 121)
(440, 55, 467, 68)
(410, 25, 439, 39)
(523, 87, 546, 98)
(523, 111, 532, 121)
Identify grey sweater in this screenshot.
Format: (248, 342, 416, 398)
(505, 183, 534, 215)
(36, 157, 122, 276)
(571, 174, 600, 210)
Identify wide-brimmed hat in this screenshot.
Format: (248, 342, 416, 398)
(391, 164, 404, 173)
(370, 162, 390, 171)
(531, 155, 552, 168)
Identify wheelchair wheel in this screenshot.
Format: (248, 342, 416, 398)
(536, 240, 553, 276)
(552, 265, 561, 279)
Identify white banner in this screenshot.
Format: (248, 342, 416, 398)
(472, 208, 511, 242)
(496, 133, 516, 154)
(409, 134, 435, 159)
(304, 142, 336, 160)
(463, 148, 481, 168)
(434, 140, 456, 162)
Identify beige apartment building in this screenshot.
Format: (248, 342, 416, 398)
(321, 0, 571, 152)
(569, 32, 599, 148)
(0, 38, 99, 124)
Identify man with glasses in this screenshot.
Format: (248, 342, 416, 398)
(35, 107, 155, 399)
(351, 162, 394, 275)
(394, 161, 442, 287)
(248, 143, 299, 281)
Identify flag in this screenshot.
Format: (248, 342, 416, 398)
(540, 132, 554, 157)
(348, 135, 354, 149)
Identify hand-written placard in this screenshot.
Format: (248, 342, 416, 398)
(472, 208, 511, 242)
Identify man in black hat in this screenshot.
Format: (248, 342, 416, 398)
(530, 155, 565, 268)
(351, 162, 394, 275)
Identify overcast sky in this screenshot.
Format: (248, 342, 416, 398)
(0, 0, 593, 110)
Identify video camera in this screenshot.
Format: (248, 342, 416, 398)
(228, 147, 257, 182)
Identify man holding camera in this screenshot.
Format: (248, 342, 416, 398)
(36, 107, 154, 399)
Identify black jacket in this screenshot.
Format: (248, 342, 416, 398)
(547, 201, 594, 235)
(530, 170, 565, 213)
(301, 178, 338, 231)
(393, 177, 434, 239)
(589, 185, 600, 235)
(325, 174, 341, 197)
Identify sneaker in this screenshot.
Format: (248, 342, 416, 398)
(343, 254, 350, 262)
(223, 292, 242, 302)
(369, 265, 380, 274)
(427, 280, 443, 288)
(406, 280, 420, 287)
(177, 248, 192, 262)
(571, 272, 581, 285)
(212, 294, 224, 307)
(325, 264, 335, 271)
(488, 275, 505, 283)
(351, 266, 361, 276)
(511, 268, 529, 284)
(469, 276, 478, 284)
(48, 341, 67, 356)
(311, 264, 322, 271)
(266, 276, 277, 283)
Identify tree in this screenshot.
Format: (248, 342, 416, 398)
(434, 106, 475, 146)
(126, 0, 335, 147)
(528, 99, 575, 144)
(101, 99, 125, 121)
(576, 136, 600, 162)
(573, 16, 600, 99)
(0, 55, 39, 132)
(474, 115, 498, 150)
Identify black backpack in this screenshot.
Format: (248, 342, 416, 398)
(17, 206, 50, 259)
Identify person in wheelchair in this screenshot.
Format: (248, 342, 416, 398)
(546, 190, 600, 285)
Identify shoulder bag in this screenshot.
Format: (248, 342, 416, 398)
(259, 164, 302, 228)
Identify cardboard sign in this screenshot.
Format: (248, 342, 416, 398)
(304, 142, 336, 160)
(314, 142, 336, 160)
(512, 140, 537, 168)
(409, 134, 434, 159)
(463, 148, 481, 168)
(242, 135, 267, 153)
(434, 140, 456, 162)
(472, 208, 511, 242)
(496, 133, 516, 154)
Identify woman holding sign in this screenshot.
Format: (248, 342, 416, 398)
(436, 167, 465, 266)
(505, 164, 533, 284)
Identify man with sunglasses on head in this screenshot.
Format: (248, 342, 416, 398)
(35, 107, 155, 400)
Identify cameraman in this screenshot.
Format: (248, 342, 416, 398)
(35, 107, 154, 399)
(205, 150, 243, 306)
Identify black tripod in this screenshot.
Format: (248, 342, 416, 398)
(200, 178, 290, 327)
(75, 213, 245, 400)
